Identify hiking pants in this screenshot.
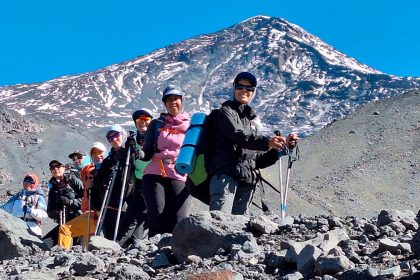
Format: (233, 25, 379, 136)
(209, 173, 255, 215)
(101, 208, 125, 240)
(142, 174, 191, 237)
(58, 211, 97, 250)
(117, 180, 148, 247)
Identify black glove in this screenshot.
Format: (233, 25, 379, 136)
(125, 136, 136, 150)
(58, 196, 73, 207)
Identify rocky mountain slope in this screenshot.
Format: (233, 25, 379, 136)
(260, 90, 419, 219)
(0, 16, 419, 136)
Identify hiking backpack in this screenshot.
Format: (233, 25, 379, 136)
(175, 111, 214, 205)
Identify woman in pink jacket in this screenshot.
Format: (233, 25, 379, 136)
(141, 85, 191, 236)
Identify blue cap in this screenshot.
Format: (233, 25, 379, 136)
(234, 72, 257, 87)
(162, 85, 184, 103)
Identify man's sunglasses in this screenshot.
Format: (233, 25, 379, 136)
(235, 84, 255, 91)
(106, 131, 121, 141)
(72, 155, 83, 161)
(135, 116, 152, 123)
(235, 83, 255, 92)
(50, 165, 63, 170)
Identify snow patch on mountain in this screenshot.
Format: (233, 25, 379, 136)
(0, 16, 419, 136)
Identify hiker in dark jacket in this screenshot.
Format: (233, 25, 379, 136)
(91, 125, 139, 240)
(141, 85, 191, 237)
(47, 160, 84, 222)
(207, 72, 298, 215)
(117, 109, 153, 246)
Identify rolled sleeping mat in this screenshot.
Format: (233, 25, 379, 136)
(175, 112, 207, 175)
(190, 112, 207, 126)
(175, 146, 196, 174)
(183, 126, 202, 146)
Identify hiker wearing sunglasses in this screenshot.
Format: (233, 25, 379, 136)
(90, 125, 140, 240)
(47, 160, 84, 222)
(1, 173, 47, 237)
(117, 109, 153, 246)
(141, 85, 191, 237)
(67, 149, 91, 179)
(206, 72, 298, 215)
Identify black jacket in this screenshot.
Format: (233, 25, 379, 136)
(206, 100, 278, 184)
(47, 172, 84, 222)
(91, 147, 136, 212)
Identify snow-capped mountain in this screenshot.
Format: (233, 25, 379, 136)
(0, 16, 419, 135)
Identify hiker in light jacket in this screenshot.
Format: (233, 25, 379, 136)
(1, 173, 47, 237)
(117, 109, 153, 246)
(206, 72, 298, 215)
(141, 85, 191, 237)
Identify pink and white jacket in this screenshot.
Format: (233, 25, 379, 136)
(142, 112, 190, 181)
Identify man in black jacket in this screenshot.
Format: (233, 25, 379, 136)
(206, 72, 298, 215)
(47, 160, 84, 222)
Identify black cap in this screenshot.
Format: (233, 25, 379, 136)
(132, 109, 153, 121)
(234, 72, 257, 87)
(68, 150, 84, 159)
(49, 160, 64, 168)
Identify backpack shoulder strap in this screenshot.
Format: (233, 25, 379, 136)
(154, 115, 165, 152)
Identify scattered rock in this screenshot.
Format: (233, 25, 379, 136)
(0, 209, 49, 260)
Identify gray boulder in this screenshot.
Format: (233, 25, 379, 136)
(315, 255, 355, 275)
(0, 209, 49, 260)
(278, 271, 304, 280)
(248, 214, 278, 234)
(171, 211, 248, 262)
(377, 209, 403, 226)
(378, 237, 412, 254)
(335, 265, 379, 280)
(89, 235, 121, 252)
(115, 264, 150, 280)
(14, 271, 59, 280)
(296, 244, 322, 276)
(70, 252, 105, 276)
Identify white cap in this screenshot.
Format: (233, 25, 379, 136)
(90, 142, 107, 156)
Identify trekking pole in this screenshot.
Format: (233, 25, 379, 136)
(87, 187, 92, 250)
(274, 130, 286, 220)
(23, 195, 28, 222)
(283, 146, 299, 216)
(62, 205, 66, 224)
(113, 146, 131, 241)
(94, 163, 120, 236)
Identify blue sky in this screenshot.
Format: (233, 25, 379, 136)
(0, 0, 419, 86)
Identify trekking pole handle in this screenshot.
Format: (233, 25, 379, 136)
(274, 130, 281, 136)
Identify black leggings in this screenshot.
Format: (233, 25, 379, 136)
(117, 180, 148, 247)
(142, 174, 191, 237)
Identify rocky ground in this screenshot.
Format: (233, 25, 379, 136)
(1, 208, 420, 279)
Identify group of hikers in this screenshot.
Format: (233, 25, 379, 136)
(1, 72, 298, 250)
